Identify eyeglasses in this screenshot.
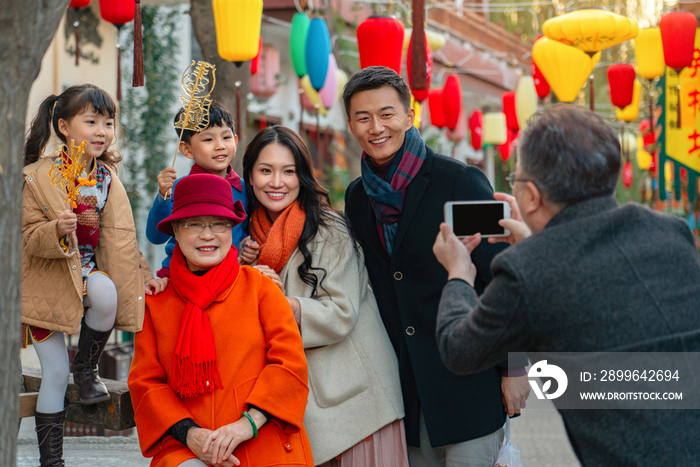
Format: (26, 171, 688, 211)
(177, 220, 232, 234)
(506, 173, 535, 189)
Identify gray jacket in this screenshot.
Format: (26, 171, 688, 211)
(437, 196, 700, 465)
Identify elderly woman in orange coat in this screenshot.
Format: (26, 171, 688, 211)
(128, 173, 314, 467)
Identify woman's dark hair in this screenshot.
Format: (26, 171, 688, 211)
(243, 126, 359, 298)
(24, 84, 122, 170)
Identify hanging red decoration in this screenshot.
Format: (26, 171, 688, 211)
(622, 161, 634, 188)
(69, 0, 91, 66)
(498, 128, 518, 162)
(251, 45, 280, 98)
(99, 0, 141, 99)
(607, 64, 636, 109)
(649, 153, 657, 172)
(659, 12, 697, 72)
(469, 110, 483, 151)
(502, 91, 519, 131)
(356, 16, 405, 74)
(428, 89, 446, 129)
(531, 36, 551, 99)
(407, 33, 433, 103)
(442, 75, 462, 131)
(639, 120, 656, 149)
(446, 109, 467, 142)
(100, 0, 135, 25)
(251, 37, 263, 76)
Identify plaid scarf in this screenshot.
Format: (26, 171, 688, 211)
(361, 126, 427, 255)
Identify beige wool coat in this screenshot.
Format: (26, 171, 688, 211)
(278, 217, 404, 464)
(22, 157, 152, 335)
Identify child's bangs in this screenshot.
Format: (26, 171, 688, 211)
(73, 87, 117, 119)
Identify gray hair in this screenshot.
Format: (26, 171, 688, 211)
(517, 104, 621, 204)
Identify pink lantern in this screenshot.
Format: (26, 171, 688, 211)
(250, 45, 280, 98)
(319, 54, 338, 109)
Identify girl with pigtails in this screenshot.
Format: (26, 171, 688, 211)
(22, 83, 166, 467)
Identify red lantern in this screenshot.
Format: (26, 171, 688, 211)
(659, 12, 697, 72)
(649, 153, 656, 172)
(99, 0, 141, 99)
(100, 0, 135, 25)
(443, 75, 462, 131)
(639, 120, 656, 149)
(498, 128, 518, 162)
(532, 36, 551, 99)
(356, 16, 405, 74)
(407, 33, 432, 103)
(607, 64, 636, 109)
(502, 91, 519, 131)
(623, 161, 633, 188)
(469, 110, 483, 151)
(428, 89, 446, 129)
(69, 0, 91, 66)
(251, 38, 263, 76)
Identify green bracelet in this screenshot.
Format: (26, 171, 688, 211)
(242, 411, 258, 439)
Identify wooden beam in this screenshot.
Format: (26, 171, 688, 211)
(19, 392, 39, 419)
(411, 0, 427, 90)
(22, 366, 135, 431)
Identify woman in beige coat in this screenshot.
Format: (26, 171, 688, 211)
(22, 84, 164, 467)
(239, 126, 408, 467)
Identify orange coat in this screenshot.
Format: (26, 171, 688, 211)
(128, 267, 313, 467)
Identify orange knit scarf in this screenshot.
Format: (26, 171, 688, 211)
(249, 202, 306, 273)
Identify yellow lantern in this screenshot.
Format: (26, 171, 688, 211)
(533, 37, 601, 103)
(412, 98, 422, 129)
(483, 112, 507, 145)
(634, 28, 665, 80)
(301, 75, 329, 115)
(213, 0, 263, 63)
(543, 9, 639, 54)
(403, 28, 447, 52)
(515, 76, 538, 129)
(636, 136, 652, 170)
(616, 79, 642, 122)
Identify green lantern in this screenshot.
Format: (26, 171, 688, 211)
(290, 13, 310, 78)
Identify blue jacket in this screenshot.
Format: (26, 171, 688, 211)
(146, 174, 248, 275)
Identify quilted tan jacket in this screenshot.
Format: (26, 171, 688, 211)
(22, 157, 152, 335)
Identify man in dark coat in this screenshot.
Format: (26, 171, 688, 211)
(433, 104, 700, 465)
(342, 66, 529, 467)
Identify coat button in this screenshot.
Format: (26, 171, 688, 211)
(284, 443, 292, 452)
(71, 265, 77, 270)
(138, 296, 143, 301)
(406, 326, 415, 336)
(28, 177, 33, 182)
(394, 271, 403, 281)
(43, 207, 48, 211)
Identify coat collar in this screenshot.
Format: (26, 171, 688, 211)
(545, 195, 619, 230)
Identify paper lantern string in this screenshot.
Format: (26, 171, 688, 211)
(48, 139, 96, 210)
(170, 60, 217, 169)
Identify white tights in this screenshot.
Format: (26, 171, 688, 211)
(32, 272, 118, 413)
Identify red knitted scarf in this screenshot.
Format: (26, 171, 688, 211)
(168, 244, 239, 398)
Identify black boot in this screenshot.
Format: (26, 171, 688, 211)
(35, 409, 66, 467)
(72, 318, 111, 404)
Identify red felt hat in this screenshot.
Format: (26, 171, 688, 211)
(157, 174, 246, 237)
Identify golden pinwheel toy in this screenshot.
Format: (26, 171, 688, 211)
(48, 139, 96, 209)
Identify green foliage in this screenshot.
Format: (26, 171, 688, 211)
(119, 6, 181, 217)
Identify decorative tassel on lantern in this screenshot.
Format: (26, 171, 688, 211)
(133, 0, 144, 87)
(69, 0, 91, 66)
(99, 0, 136, 101)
